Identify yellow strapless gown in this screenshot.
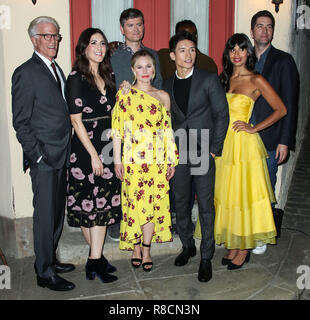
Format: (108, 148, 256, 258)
(194, 93, 276, 249)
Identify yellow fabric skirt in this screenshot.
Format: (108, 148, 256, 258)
(194, 123, 277, 249)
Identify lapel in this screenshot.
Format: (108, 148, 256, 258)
(32, 53, 68, 111)
(261, 45, 277, 79)
(186, 67, 200, 116)
(32, 53, 66, 93)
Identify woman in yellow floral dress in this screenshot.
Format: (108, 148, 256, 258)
(112, 49, 178, 271)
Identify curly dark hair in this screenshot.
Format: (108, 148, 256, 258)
(73, 28, 115, 92)
(219, 33, 257, 92)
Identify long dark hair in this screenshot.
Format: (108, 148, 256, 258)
(219, 33, 257, 92)
(73, 28, 115, 92)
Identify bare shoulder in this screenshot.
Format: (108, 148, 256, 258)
(156, 90, 171, 110)
(251, 74, 267, 86)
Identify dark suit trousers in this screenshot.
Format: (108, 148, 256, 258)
(171, 155, 215, 260)
(29, 161, 66, 278)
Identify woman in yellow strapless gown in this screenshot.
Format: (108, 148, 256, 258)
(112, 50, 178, 271)
(194, 34, 287, 269)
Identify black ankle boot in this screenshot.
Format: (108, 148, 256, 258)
(101, 255, 117, 273)
(86, 258, 117, 283)
(88, 249, 117, 273)
(85, 257, 96, 280)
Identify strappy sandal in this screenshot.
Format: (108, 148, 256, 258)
(142, 243, 153, 272)
(131, 241, 142, 268)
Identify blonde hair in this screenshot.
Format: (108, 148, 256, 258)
(131, 49, 156, 84)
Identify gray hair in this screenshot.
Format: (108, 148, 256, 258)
(28, 16, 60, 38)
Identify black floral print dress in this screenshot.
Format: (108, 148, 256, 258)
(65, 71, 121, 228)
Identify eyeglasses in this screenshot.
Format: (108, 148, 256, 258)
(35, 34, 62, 41)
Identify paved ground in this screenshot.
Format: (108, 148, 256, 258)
(1, 227, 309, 301)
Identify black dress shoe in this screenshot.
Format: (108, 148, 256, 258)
(174, 246, 196, 266)
(54, 260, 75, 274)
(37, 274, 75, 291)
(198, 259, 212, 282)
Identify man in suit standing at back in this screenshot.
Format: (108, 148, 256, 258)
(12, 16, 75, 291)
(250, 10, 299, 254)
(158, 19, 218, 80)
(163, 32, 229, 282)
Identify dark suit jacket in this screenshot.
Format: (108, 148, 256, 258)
(158, 48, 218, 80)
(12, 53, 71, 171)
(253, 45, 299, 151)
(163, 67, 229, 157)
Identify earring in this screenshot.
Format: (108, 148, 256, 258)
(132, 72, 137, 85)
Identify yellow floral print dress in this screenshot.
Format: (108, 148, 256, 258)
(112, 88, 178, 250)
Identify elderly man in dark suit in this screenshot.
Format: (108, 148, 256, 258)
(12, 16, 75, 291)
(163, 32, 229, 282)
(250, 10, 299, 255)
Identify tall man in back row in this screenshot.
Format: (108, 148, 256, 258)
(250, 10, 299, 254)
(158, 19, 218, 80)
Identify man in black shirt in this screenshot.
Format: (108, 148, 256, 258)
(163, 32, 229, 282)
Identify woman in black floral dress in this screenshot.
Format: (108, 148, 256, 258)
(65, 28, 121, 283)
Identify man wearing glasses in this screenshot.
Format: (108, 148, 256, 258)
(12, 16, 75, 291)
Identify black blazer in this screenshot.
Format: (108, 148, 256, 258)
(253, 45, 299, 151)
(163, 67, 229, 157)
(12, 53, 71, 171)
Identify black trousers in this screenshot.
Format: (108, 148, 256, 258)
(171, 155, 215, 260)
(29, 161, 66, 278)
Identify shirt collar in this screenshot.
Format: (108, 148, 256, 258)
(255, 45, 272, 73)
(35, 51, 55, 68)
(175, 67, 194, 79)
(258, 45, 271, 62)
(120, 42, 145, 54)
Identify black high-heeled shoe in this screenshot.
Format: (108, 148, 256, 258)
(131, 241, 142, 268)
(85, 258, 117, 283)
(227, 251, 250, 270)
(221, 257, 232, 266)
(142, 243, 153, 272)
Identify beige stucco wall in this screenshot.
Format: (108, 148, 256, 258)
(0, 0, 71, 219)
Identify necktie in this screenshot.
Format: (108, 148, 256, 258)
(51, 62, 62, 93)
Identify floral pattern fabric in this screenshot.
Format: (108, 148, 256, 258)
(112, 88, 178, 250)
(65, 71, 121, 228)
